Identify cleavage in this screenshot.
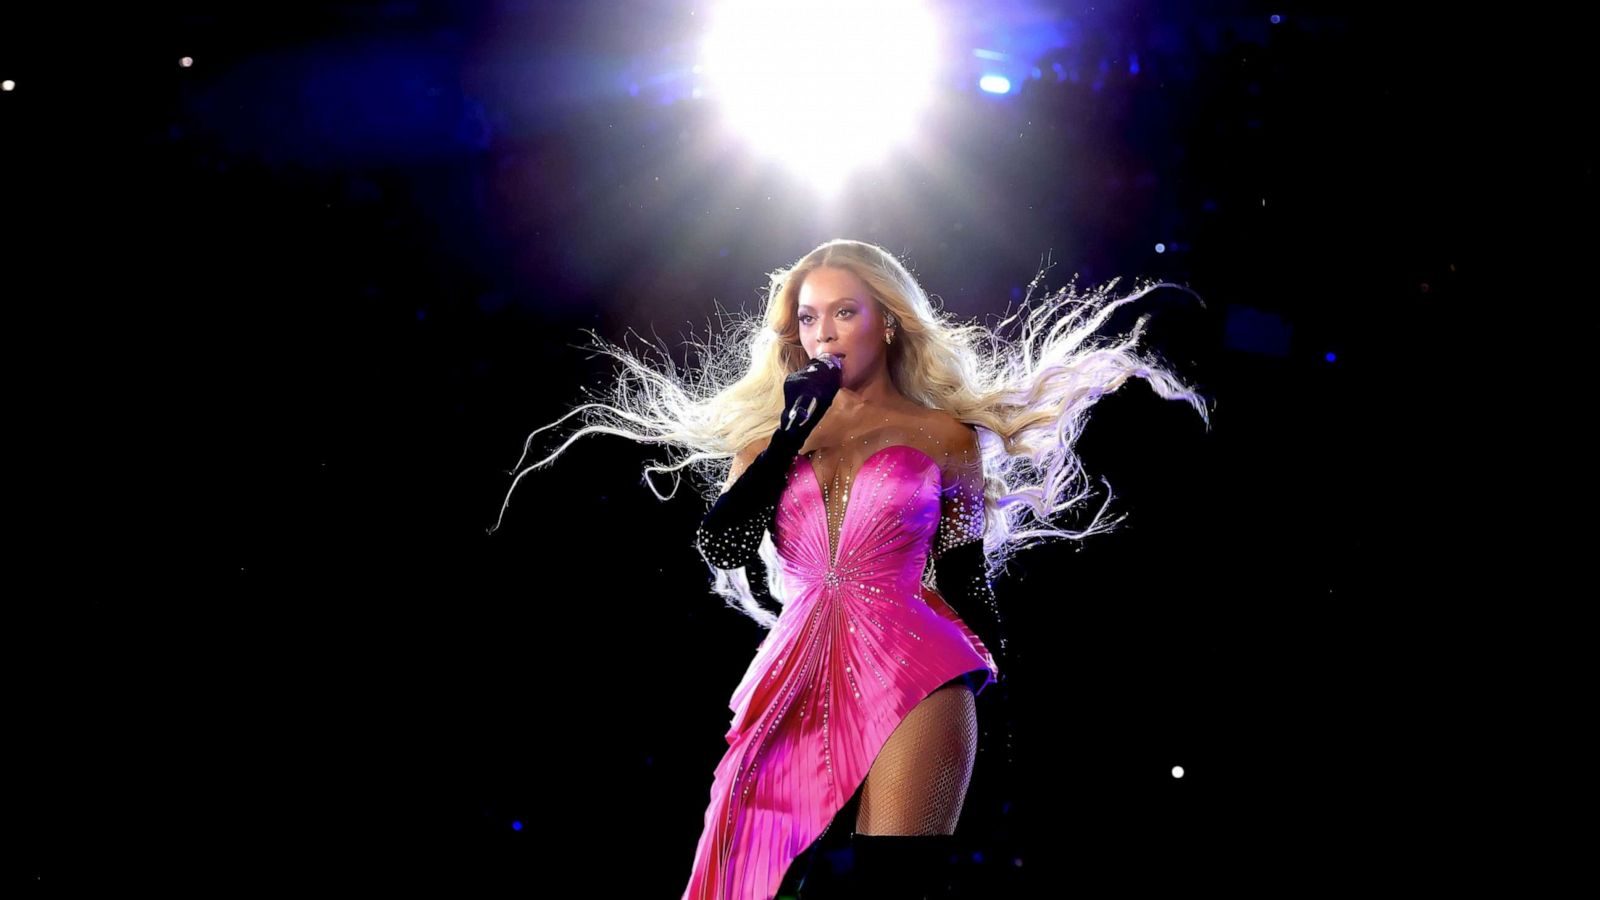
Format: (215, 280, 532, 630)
(800, 425, 891, 566)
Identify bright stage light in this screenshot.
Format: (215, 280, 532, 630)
(978, 74, 1011, 94)
(700, 0, 943, 195)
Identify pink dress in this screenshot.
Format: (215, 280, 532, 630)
(681, 440, 999, 900)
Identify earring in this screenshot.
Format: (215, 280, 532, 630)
(884, 313, 896, 345)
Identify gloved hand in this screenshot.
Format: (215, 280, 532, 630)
(696, 355, 843, 570)
(773, 353, 845, 452)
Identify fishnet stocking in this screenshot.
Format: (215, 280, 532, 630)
(853, 672, 979, 836)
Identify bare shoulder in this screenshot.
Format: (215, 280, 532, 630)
(930, 408, 978, 452)
(916, 407, 980, 477)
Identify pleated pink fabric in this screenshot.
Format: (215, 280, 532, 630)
(681, 443, 999, 900)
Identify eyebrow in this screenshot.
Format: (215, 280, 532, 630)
(797, 298, 862, 310)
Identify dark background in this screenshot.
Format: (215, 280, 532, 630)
(10, 2, 1573, 893)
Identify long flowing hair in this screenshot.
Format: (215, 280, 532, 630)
(488, 238, 1213, 631)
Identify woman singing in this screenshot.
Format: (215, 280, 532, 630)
(490, 239, 1211, 899)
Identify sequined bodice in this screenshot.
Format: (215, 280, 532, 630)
(781, 421, 986, 580)
(781, 443, 942, 586)
(719, 433, 989, 732)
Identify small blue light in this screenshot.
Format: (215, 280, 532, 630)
(1155, 243, 1166, 253)
(978, 74, 1011, 94)
(1324, 351, 1336, 363)
(511, 820, 523, 831)
(1271, 14, 1282, 24)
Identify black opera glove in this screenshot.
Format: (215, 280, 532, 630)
(694, 437, 801, 569)
(696, 355, 842, 570)
(932, 539, 1007, 663)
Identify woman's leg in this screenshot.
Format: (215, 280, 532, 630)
(854, 673, 980, 836)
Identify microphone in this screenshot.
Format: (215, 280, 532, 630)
(785, 352, 843, 432)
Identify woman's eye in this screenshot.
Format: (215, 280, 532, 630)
(799, 309, 854, 326)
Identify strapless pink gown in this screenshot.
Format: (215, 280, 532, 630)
(681, 444, 999, 900)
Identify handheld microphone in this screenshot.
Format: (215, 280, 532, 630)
(785, 353, 842, 432)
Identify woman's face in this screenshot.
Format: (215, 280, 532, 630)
(796, 266, 887, 382)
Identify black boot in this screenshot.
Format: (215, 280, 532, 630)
(848, 833, 958, 899)
(776, 836, 824, 899)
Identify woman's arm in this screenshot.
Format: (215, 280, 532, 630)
(932, 540, 1002, 654)
(696, 433, 800, 570)
(721, 436, 771, 493)
(930, 423, 1005, 658)
(697, 355, 840, 570)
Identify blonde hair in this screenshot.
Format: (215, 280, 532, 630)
(488, 238, 1213, 629)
